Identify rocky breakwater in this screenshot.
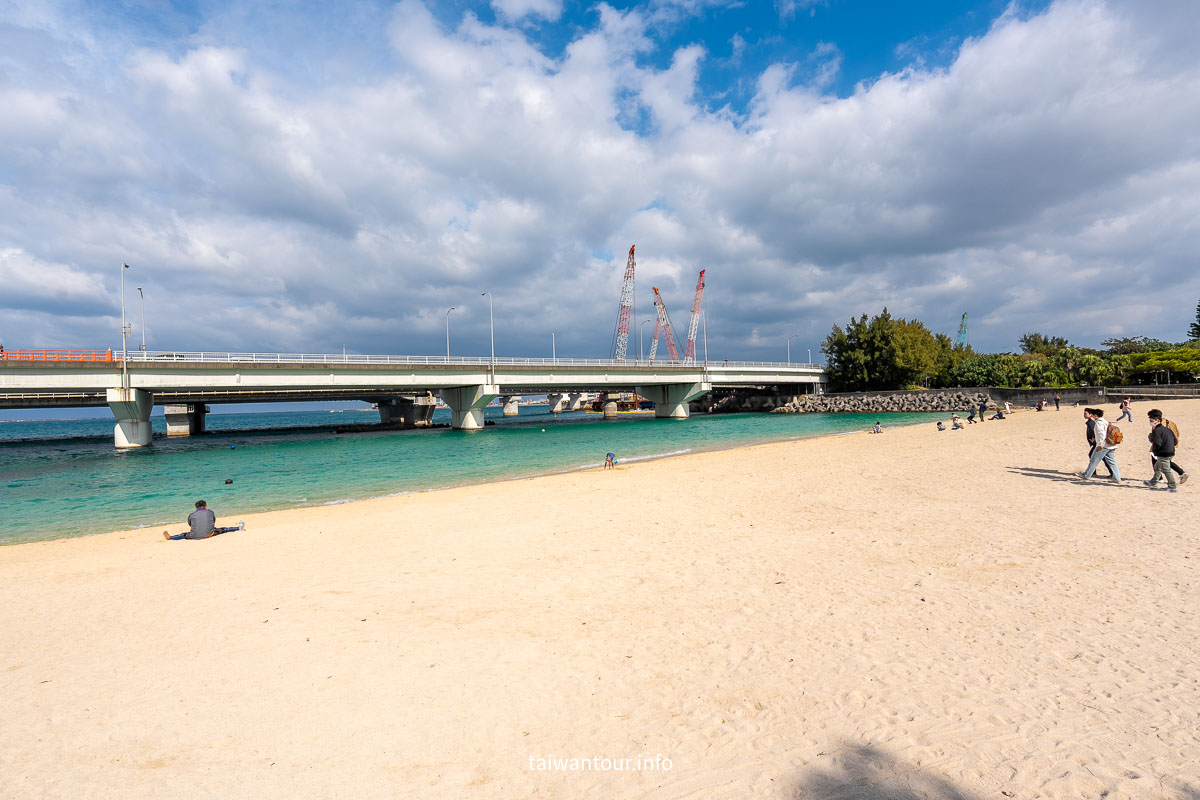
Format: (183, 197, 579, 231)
(772, 389, 993, 414)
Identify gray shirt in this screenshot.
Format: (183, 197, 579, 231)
(187, 507, 216, 539)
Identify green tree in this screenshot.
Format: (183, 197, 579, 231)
(1075, 354, 1114, 386)
(947, 353, 1018, 387)
(1019, 332, 1070, 356)
(821, 308, 942, 391)
(1190, 299, 1200, 340)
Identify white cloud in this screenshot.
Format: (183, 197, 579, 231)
(491, 0, 564, 23)
(1, 0, 1199, 359)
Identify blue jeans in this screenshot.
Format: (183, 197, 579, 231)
(1084, 447, 1120, 480)
(1118, 410, 1132, 422)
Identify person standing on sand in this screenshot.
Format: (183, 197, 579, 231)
(1145, 410, 1179, 492)
(978, 399, 988, 421)
(1054, 394, 1061, 411)
(1081, 409, 1121, 482)
(164, 500, 242, 540)
(1117, 397, 1133, 423)
(1146, 409, 1187, 486)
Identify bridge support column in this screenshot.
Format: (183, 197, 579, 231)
(502, 396, 520, 416)
(378, 394, 436, 428)
(164, 403, 207, 437)
(603, 395, 619, 419)
(547, 393, 567, 413)
(568, 392, 586, 411)
(107, 388, 153, 448)
(440, 385, 498, 431)
(637, 382, 711, 420)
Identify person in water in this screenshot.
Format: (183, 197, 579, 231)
(164, 500, 242, 540)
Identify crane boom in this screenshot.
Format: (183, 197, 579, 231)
(650, 287, 680, 362)
(956, 312, 968, 346)
(683, 269, 705, 363)
(610, 245, 637, 360)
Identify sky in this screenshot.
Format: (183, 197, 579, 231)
(2, 0, 1199, 363)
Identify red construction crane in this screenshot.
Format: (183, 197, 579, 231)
(609, 245, 636, 360)
(648, 287, 680, 363)
(683, 269, 705, 363)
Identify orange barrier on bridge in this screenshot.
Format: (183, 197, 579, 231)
(0, 349, 114, 362)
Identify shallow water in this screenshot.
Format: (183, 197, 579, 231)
(0, 406, 943, 544)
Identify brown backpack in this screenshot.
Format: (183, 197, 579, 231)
(1105, 424, 1123, 446)
(1166, 419, 1181, 445)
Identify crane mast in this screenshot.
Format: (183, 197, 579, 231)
(683, 269, 705, 363)
(956, 312, 968, 346)
(610, 245, 637, 360)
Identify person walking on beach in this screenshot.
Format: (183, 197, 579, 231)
(1081, 409, 1121, 482)
(967, 408, 977, 424)
(1084, 408, 1115, 478)
(1146, 409, 1188, 486)
(1004, 401, 1013, 415)
(1054, 394, 1061, 411)
(1117, 397, 1133, 423)
(1145, 410, 1179, 492)
(164, 500, 243, 540)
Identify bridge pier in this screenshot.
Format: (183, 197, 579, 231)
(440, 384, 499, 431)
(547, 393, 567, 413)
(637, 382, 711, 419)
(164, 403, 208, 437)
(377, 394, 436, 428)
(568, 392, 587, 411)
(499, 396, 520, 416)
(107, 388, 153, 448)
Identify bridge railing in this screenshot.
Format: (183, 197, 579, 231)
(112, 351, 822, 370)
(1, 348, 823, 370)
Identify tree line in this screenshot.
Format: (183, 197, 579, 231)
(820, 301, 1200, 392)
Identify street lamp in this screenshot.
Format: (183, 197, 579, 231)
(808, 348, 812, 364)
(551, 331, 556, 361)
(136, 287, 146, 352)
(445, 306, 456, 359)
(120, 263, 130, 387)
(639, 318, 653, 362)
(787, 333, 801, 364)
(481, 292, 494, 372)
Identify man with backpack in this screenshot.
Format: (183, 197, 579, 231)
(1145, 409, 1185, 490)
(1080, 408, 1122, 482)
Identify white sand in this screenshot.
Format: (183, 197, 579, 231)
(2, 400, 1198, 799)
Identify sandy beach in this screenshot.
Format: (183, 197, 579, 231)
(2, 400, 1198, 799)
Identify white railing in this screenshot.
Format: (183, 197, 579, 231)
(111, 351, 824, 370)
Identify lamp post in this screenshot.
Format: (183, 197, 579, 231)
(445, 306, 456, 359)
(136, 287, 146, 352)
(120, 263, 130, 387)
(787, 333, 801, 364)
(808, 348, 812, 365)
(639, 319, 652, 362)
(481, 292, 494, 373)
(551, 331, 556, 361)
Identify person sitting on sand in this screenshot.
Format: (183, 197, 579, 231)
(164, 500, 242, 540)
(872, 422, 882, 434)
(936, 420, 946, 431)
(951, 414, 964, 430)
(990, 410, 1006, 420)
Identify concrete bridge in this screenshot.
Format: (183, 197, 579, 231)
(0, 350, 826, 448)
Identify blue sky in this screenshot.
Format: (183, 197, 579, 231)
(1, 0, 1198, 365)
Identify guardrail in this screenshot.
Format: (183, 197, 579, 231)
(1, 349, 114, 361)
(2, 349, 823, 370)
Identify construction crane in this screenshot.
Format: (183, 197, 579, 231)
(956, 312, 968, 346)
(648, 287, 680, 363)
(683, 269, 706, 363)
(609, 245, 637, 360)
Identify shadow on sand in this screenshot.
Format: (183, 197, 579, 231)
(786, 744, 981, 800)
(785, 743, 1200, 800)
(1004, 466, 1155, 487)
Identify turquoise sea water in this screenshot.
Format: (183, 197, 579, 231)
(0, 406, 942, 545)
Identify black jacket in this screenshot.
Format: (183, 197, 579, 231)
(1149, 424, 1176, 458)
